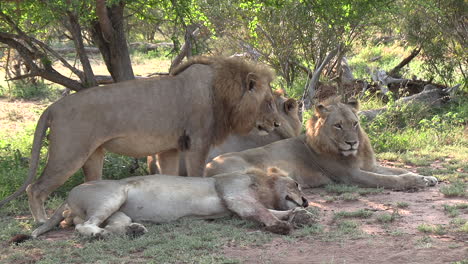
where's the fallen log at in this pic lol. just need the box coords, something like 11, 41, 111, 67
359, 84, 455, 121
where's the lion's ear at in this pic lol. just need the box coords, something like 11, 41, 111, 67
315, 104, 329, 118
246, 72, 257, 92
346, 98, 359, 111
284, 98, 297, 113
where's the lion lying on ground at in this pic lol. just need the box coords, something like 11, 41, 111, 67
31, 168, 309, 238
147, 90, 301, 174
0, 56, 280, 224
205, 97, 438, 190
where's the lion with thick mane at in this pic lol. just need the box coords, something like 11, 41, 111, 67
147, 90, 301, 174
205, 97, 438, 189
31, 167, 309, 238
0, 56, 280, 224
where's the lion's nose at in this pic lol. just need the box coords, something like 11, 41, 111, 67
274, 121, 281, 127
302, 197, 309, 207
346, 141, 357, 147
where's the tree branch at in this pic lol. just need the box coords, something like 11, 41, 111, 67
96, 0, 114, 43
388, 47, 421, 77
0, 32, 85, 91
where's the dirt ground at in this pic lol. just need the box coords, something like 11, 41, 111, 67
222, 184, 467, 264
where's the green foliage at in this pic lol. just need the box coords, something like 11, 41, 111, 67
1, 81, 61, 100
360, 97, 468, 153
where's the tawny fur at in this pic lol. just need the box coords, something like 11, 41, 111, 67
205, 97, 438, 190
31, 168, 308, 238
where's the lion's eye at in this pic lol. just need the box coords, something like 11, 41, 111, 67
334, 124, 342, 130
353, 122, 358, 127
295, 182, 299, 187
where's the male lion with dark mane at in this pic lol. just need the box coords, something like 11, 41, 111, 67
0, 56, 280, 224
31, 167, 309, 238
205, 97, 438, 190
147, 90, 301, 174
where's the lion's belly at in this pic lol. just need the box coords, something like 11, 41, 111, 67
119, 175, 229, 222
103, 134, 178, 157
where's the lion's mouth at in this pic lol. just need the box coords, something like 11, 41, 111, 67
340, 149, 358, 156
285, 195, 308, 207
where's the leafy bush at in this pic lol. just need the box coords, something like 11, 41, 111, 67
360, 96, 468, 153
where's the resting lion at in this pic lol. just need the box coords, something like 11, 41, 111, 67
0, 56, 281, 224
31, 168, 309, 238
205, 97, 438, 190
147, 90, 301, 174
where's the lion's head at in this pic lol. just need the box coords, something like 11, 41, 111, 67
271, 90, 301, 138
306, 97, 363, 157
248, 167, 308, 210
173, 57, 280, 145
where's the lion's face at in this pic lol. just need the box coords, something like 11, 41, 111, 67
231, 74, 280, 135
252, 93, 300, 137
273, 95, 301, 138
271, 169, 309, 210
307, 98, 361, 157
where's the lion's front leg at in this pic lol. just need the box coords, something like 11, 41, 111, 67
349, 170, 437, 190
224, 196, 292, 235
157, 149, 180, 176
185, 145, 211, 177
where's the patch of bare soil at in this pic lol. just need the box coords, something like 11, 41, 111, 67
224, 184, 468, 264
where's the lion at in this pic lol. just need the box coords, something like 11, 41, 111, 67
31, 167, 309, 238
0, 56, 281, 224
205, 97, 438, 190
147, 90, 301, 174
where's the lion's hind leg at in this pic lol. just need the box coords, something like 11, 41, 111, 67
70, 182, 129, 238
103, 211, 148, 238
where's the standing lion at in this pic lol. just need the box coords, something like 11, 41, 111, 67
0, 56, 280, 224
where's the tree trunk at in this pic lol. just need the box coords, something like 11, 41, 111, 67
92, 0, 134, 82
169, 26, 200, 73
66, 11, 97, 87
303, 44, 340, 109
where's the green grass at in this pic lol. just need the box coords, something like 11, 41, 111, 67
333, 209, 374, 220
443, 203, 468, 218
396, 202, 409, 208
440, 181, 467, 197
0, 217, 269, 263
376, 210, 401, 224
324, 184, 384, 196
417, 224, 447, 235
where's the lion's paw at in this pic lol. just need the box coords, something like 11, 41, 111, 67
423, 176, 438, 186
125, 223, 148, 238
76, 223, 109, 238
266, 221, 292, 235
289, 208, 318, 228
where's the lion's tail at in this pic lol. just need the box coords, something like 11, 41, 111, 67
0, 108, 50, 207
31, 201, 67, 238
